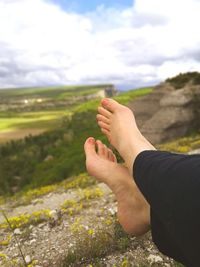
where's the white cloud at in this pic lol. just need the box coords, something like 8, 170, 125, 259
0, 0, 200, 89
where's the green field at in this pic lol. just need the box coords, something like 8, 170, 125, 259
0, 86, 152, 134
0, 85, 153, 195
0, 84, 115, 135
0, 84, 111, 100
0, 109, 71, 132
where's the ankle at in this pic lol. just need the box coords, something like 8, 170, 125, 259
122, 136, 156, 174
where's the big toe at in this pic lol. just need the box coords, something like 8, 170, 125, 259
101, 98, 122, 112
84, 137, 96, 159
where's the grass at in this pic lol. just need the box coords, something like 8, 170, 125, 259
73, 87, 153, 113
0, 209, 52, 230
0, 84, 111, 99
1, 173, 96, 207
158, 131, 200, 153
114, 87, 153, 104
57, 87, 102, 100
0, 86, 152, 133
0, 179, 102, 234
0, 109, 71, 132
62, 217, 132, 267
0, 234, 11, 247
0, 83, 112, 133
61, 186, 104, 216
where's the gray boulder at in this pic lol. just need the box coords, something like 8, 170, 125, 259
129, 84, 200, 144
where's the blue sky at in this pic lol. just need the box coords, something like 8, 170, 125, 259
49, 0, 133, 13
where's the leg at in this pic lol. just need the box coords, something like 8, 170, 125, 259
96, 98, 200, 265
84, 137, 150, 236
97, 98, 155, 174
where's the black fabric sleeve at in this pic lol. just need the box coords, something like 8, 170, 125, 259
133, 150, 200, 267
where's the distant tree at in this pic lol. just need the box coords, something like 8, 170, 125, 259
166, 71, 200, 89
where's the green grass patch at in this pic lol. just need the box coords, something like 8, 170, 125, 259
0, 109, 70, 132
73, 87, 153, 113
0, 209, 51, 230
114, 87, 153, 104
73, 99, 100, 113
62, 218, 132, 267
0, 87, 152, 132
158, 132, 200, 153
57, 87, 101, 100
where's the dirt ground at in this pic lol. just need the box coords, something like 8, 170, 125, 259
0, 182, 182, 267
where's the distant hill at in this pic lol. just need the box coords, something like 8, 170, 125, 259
0, 84, 117, 143
0, 84, 115, 98
166, 71, 200, 89
0, 84, 117, 112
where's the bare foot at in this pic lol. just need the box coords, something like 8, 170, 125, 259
84, 137, 150, 236
97, 98, 155, 173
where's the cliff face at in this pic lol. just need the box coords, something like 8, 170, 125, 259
129, 83, 200, 145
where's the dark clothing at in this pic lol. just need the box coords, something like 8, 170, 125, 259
133, 150, 200, 267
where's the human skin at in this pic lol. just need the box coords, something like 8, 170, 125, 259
84, 137, 150, 236
96, 98, 155, 175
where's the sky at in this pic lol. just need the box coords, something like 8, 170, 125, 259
51, 0, 133, 13
0, 0, 200, 90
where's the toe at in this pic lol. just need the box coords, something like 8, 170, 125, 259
103, 144, 109, 158
84, 137, 96, 158
96, 114, 110, 124
101, 128, 111, 141
98, 106, 112, 118
101, 98, 122, 112
108, 149, 117, 162
96, 140, 105, 157
96, 140, 112, 160
98, 121, 110, 131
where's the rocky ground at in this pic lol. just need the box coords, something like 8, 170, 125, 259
0, 173, 183, 267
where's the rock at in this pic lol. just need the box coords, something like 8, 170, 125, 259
25, 255, 31, 264
32, 198, 43, 205
147, 254, 163, 263
49, 209, 62, 227
49, 209, 61, 221
137, 84, 200, 144
29, 225, 34, 230
29, 239, 36, 244
108, 207, 117, 215
38, 223, 45, 228
14, 228, 22, 235
142, 106, 194, 143
43, 225, 50, 232
188, 149, 200, 155
160, 87, 193, 107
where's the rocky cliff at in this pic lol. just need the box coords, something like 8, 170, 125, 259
129, 82, 200, 145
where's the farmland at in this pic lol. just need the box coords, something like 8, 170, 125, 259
0, 84, 115, 143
